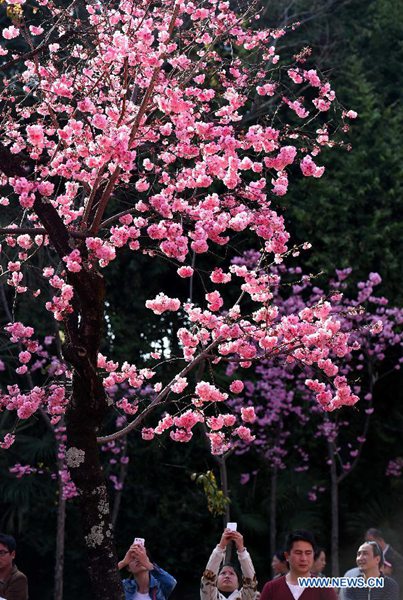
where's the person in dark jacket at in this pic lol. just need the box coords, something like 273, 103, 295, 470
0, 534, 28, 600
366, 529, 403, 599
345, 541, 399, 600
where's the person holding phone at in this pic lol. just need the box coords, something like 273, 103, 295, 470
118, 539, 176, 600
201, 527, 258, 600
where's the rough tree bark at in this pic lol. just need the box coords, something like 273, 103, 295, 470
62, 268, 124, 598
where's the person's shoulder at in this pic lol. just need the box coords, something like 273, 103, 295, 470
384, 575, 399, 590
263, 576, 287, 590
387, 547, 403, 563
11, 565, 28, 582
261, 577, 286, 600
343, 568, 361, 578
152, 564, 176, 580
122, 577, 136, 592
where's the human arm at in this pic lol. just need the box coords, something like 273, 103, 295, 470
200, 545, 225, 600
150, 564, 177, 599
223, 531, 257, 600
4, 571, 28, 600
234, 536, 258, 600
201, 531, 233, 600
118, 546, 132, 570
118, 543, 153, 571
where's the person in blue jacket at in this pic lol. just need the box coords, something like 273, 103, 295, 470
118, 540, 176, 600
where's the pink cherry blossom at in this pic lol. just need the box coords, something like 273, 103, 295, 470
230, 380, 244, 394
300, 155, 325, 178
141, 428, 155, 441
177, 266, 194, 278
145, 293, 181, 315
241, 407, 256, 423
3, 26, 20, 39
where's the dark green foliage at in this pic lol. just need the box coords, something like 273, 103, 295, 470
278, 0, 403, 302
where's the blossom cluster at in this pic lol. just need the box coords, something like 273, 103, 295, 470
0, 0, 358, 456
228, 259, 402, 474
1, 0, 351, 284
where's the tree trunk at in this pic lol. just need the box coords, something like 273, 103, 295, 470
218, 454, 231, 527
65, 421, 123, 598
54, 475, 66, 600
269, 467, 277, 561
217, 454, 233, 563
63, 270, 124, 599
111, 435, 128, 530
328, 441, 340, 576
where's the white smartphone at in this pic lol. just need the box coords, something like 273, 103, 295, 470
134, 537, 145, 546
227, 522, 237, 531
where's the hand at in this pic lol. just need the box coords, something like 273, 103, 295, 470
118, 546, 133, 570
129, 543, 154, 570
118, 543, 153, 570
231, 531, 245, 552
218, 529, 235, 550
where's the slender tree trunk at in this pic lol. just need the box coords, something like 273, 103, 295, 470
269, 466, 277, 561
63, 270, 124, 599
111, 436, 128, 529
218, 454, 230, 527
54, 473, 66, 600
217, 454, 233, 563
328, 441, 339, 576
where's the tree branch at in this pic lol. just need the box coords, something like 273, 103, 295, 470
0, 227, 87, 238
97, 335, 222, 444
88, 3, 180, 235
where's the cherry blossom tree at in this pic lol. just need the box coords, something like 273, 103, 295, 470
0, 0, 359, 596
229, 259, 403, 573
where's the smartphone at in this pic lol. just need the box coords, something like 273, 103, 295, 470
227, 522, 237, 531
134, 537, 145, 546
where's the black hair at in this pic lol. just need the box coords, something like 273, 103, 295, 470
285, 530, 317, 554
274, 550, 287, 562
366, 528, 384, 540
314, 547, 326, 561
363, 541, 384, 567
0, 533, 16, 553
